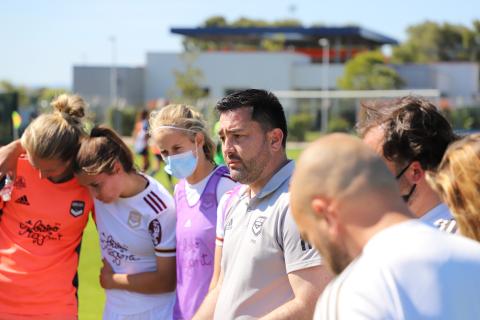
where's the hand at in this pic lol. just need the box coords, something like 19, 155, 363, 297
99, 259, 115, 289
0, 140, 23, 180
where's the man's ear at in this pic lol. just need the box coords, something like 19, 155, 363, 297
311, 196, 339, 238
408, 161, 424, 183
268, 128, 284, 151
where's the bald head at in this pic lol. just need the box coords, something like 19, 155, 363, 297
291, 133, 400, 216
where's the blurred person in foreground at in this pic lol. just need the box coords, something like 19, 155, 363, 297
358, 96, 458, 233
427, 133, 480, 242
290, 133, 480, 319
194, 89, 330, 320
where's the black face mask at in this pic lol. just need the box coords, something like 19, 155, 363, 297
395, 162, 416, 203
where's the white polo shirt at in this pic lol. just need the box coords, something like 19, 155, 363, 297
214, 161, 322, 319
315, 220, 480, 320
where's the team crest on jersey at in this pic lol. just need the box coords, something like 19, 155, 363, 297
252, 216, 267, 236
70, 201, 85, 217
128, 211, 142, 229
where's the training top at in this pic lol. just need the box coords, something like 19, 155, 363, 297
315, 220, 480, 320
214, 160, 322, 319
0, 155, 93, 317
174, 165, 238, 319
95, 174, 176, 317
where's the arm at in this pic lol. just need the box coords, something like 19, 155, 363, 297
193, 268, 224, 320
0, 139, 24, 180
208, 245, 222, 291
260, 265, 332, 320
100, 256, 176, 294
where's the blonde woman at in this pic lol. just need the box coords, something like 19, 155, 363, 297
0, 94, 94, 319
427, 133, 480, 241
149, 104, 239, 320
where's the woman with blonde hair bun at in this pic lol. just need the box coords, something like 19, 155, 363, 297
0, 94, 94, 319
427, 133, 480, 241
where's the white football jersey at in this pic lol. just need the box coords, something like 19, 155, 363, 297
95, 174, 176, 316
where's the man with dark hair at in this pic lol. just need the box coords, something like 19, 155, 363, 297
358, 95, 458, 232
194, 89, 330, 320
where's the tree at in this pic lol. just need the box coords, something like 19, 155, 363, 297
392, 21, 480, 63
0, 80, 30, 107
169, 52, 207, 105
337, 51, 404, 90
182, 16, 304, 52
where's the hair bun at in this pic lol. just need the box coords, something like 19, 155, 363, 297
51, 94, 86, 119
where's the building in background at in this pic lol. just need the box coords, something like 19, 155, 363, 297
73, 25, 479, 117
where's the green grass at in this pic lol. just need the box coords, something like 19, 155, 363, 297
77, 148, 304, 319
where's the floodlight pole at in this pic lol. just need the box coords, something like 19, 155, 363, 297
319, 38, 329, 133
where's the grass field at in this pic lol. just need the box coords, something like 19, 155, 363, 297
77, 147, 304, 319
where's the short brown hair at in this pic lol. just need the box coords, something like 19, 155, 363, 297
357, 96, 458, 170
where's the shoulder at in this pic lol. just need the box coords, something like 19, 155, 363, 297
141, 175, 174, 215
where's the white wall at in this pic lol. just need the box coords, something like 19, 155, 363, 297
145, 52, 310, 101
291, 64, 344, 89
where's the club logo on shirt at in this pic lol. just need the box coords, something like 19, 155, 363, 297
252, 216, 267, 236
128, 211, 142, 229
225, 218, 233, 231
148, 218, 162, 246
70, 200, 85, 217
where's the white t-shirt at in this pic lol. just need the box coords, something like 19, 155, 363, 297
95, 174, 176, 316
315, 220, 480, 320
421, 203, 457, 233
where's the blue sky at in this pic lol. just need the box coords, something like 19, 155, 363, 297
1, 0, 479, 88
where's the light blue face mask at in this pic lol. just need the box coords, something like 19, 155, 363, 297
163, 149, 198, 179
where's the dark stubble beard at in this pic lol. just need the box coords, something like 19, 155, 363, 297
229, 137, 271, 185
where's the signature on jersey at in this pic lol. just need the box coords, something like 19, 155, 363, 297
100, 232, 140, 266
18, 219, 63, 246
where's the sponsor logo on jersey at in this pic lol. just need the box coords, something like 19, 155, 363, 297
252, 216, 267, 236
19, 219, 63, 246
15, 195, 30, 206
148, 219, 162, 246
128, 211, 142, 229
70, 200, 85, 217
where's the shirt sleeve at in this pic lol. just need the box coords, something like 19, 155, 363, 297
148, 193, 176, 258
215, 177, 241, 247
277, 194, 322, 273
